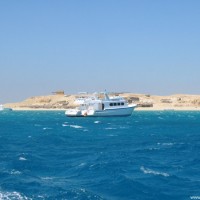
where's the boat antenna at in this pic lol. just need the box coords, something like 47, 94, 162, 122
104, 89, 110, 100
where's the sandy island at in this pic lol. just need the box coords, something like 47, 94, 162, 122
4, 92, 200, 111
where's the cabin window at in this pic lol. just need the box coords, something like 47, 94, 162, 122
110, 103, 113, 106
114, 103, 117, 106
118, 103, 120, 106
121, 102, 124, 105
102, 103, 105, 110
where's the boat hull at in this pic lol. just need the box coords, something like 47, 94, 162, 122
88, 106, 135, 117
65, 105, 136, 117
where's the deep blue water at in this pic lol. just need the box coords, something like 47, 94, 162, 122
0, 111, 200, 200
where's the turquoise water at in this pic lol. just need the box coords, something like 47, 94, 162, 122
0, 111, 200, 199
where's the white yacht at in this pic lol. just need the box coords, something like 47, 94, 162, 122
0, 104, 3, 111
0, 104, 12, 111
65, 92, 137, 117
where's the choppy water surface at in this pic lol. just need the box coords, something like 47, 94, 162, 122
0, 111, 200, 200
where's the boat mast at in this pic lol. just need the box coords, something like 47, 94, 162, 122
104, 90, 110, 100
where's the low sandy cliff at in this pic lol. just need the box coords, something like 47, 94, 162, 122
4, 93, 200, 111
122, 93, 200, 110
5, 95, 76, 110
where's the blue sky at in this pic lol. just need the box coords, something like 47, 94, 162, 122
1, 0, 200, 103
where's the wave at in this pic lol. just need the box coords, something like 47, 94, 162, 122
19, 157, 27, 161
105, 127, 117, 130
0, 191, 29, 200
94, 121, 100, 124
41, 176, 54, 180
10, 169, 22, 175
43, 127, 52, 130
157, 142, 175, 146
34, 124, 42, 127
62, 124, 84, 129
120, 126, 129, 129
162, 143, 174, 146
140, 166, 170, 177
69, 125, 83, 129
78, 162, 87, 167
51, 188, 104, 200
62, 124, 69, 127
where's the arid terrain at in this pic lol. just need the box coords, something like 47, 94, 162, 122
4, 93, 200, 111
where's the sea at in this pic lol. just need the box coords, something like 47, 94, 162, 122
0, 111, 200, 200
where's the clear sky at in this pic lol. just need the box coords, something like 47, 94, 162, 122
1, 0, 200, 103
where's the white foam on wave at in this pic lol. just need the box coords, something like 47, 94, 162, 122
19, 157, 27, 161
0, 191, 29, 200
43, 127, 52, 130
70, 125, 83, 129
162, 143, 174, 146
62, 124, 69, 127
148, 147, 160, 150
94, 121, 100, 124
80, 188, 86, 193
37, 195, 45, 199
41, 176, 54, 180
105, 127, 117, 130
10, 169, 21, 175
157, 142, 174, 146
140, 166, 169, 177
78, 162, 87, 167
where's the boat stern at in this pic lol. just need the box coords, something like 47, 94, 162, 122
65, 109, 82, 117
